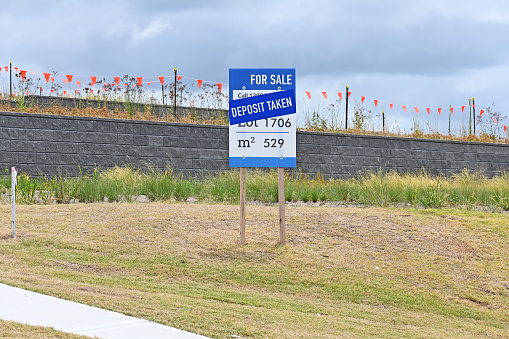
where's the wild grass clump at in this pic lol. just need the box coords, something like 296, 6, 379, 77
1, 166, 509, 211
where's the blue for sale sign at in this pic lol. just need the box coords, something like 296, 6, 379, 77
229, 68, 296, 168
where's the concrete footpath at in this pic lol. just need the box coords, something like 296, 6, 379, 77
0, 283, 211, 339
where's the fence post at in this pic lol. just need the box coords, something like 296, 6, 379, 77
9, 62, 12, 100
11, 167, 17, 239
472, 97, 476, 136
468, 98, 472, 135
382, 111, 385, 133
174, 68, 177, 117
345, 85, 349, 130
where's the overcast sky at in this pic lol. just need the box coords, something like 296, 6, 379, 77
2, 0, 509, 135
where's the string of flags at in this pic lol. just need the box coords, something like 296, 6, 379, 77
1, 64, 503, 129
1, 65, 224, 93
306, 90, 491, 120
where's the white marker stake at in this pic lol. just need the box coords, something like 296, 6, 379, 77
11, 167, 17, 239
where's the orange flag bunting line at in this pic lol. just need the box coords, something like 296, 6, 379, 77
217, 83, 222, 92
390, 103, 393, 109
51, 76, 54, 83
63, 90, 67, 95
480, 110, 484, 116
177, 76, 182, 80
414, 107, 419, 114
137, 77, 143, 86
159, 76, 165, 85
306, 91, 311, 99
63, 79, 68, 84
461, 106, 465, 112
76, 81, 80, 87
374, 100, 378, 107
338, 92, 342, 100
402, 105, 407, 112
438, 108, 441, 115
4, 66, 8, 71
426, 108, 430, 115
66, 75, 73, 82
20, 70, 27, 80
347, 91, 352, 98
197, 79, 203, 88
504, 126, 507, 132
147, 81, 152, 86
322, 92, 327, 99
90, 76, 97, 86
450, 107, 454, 114
114, 77, 120, 85
493, 118, 497, 124
361, 96, 365, 104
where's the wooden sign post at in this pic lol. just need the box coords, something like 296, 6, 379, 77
278, 167, 285, 245
240, 167, 246, 245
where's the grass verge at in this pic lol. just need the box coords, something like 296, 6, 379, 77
2, 167, 509, 211
0, 202, 508, 338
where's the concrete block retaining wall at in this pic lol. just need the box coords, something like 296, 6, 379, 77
1, 111, 508, 178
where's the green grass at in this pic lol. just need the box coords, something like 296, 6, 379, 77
2, 167, 509, 211
0, 203, 508, 338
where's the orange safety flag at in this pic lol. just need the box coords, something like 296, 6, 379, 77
461, 105, 465, 112
361, 96, 365, 104
347, 91, 352, 98
493, 118, 497, 124
51, 76, 54, 83
480, 110, 484, 116
390, 103, 393, 109
374, 100, 378, 107
450, 107, 454, 114
90, 76, 97, 86
114, 77, 120, 85
43, 72, 50, 82
414, 107, 419, 114
504, 125, 507, 132
159, 76, 165, 85
177, 76, 182, 80
14, 67, 18, 72
337, 92, 342, 100
137, 77, 143, 86
402, 105, 407, 112
306, 91, 311, 99
63, 79, 68, 84
438, 108, 442, 115
4, 66, 8, 71
30, 71, 35, 75
147, 81, 152, 85
76, 81, 80, 87
322, 92, 327, 99
66, 74, 73, 82
25, 91, 29, 95
20, 70, 27, 80
63, 90, 67, 95
75, 90, 80, 94
217, 83, 222, 92
51, 89, 54, 93
426, 108, 430, 115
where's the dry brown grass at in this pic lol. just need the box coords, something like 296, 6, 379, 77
0, 319, 90, 338
0, 202, 508, 338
